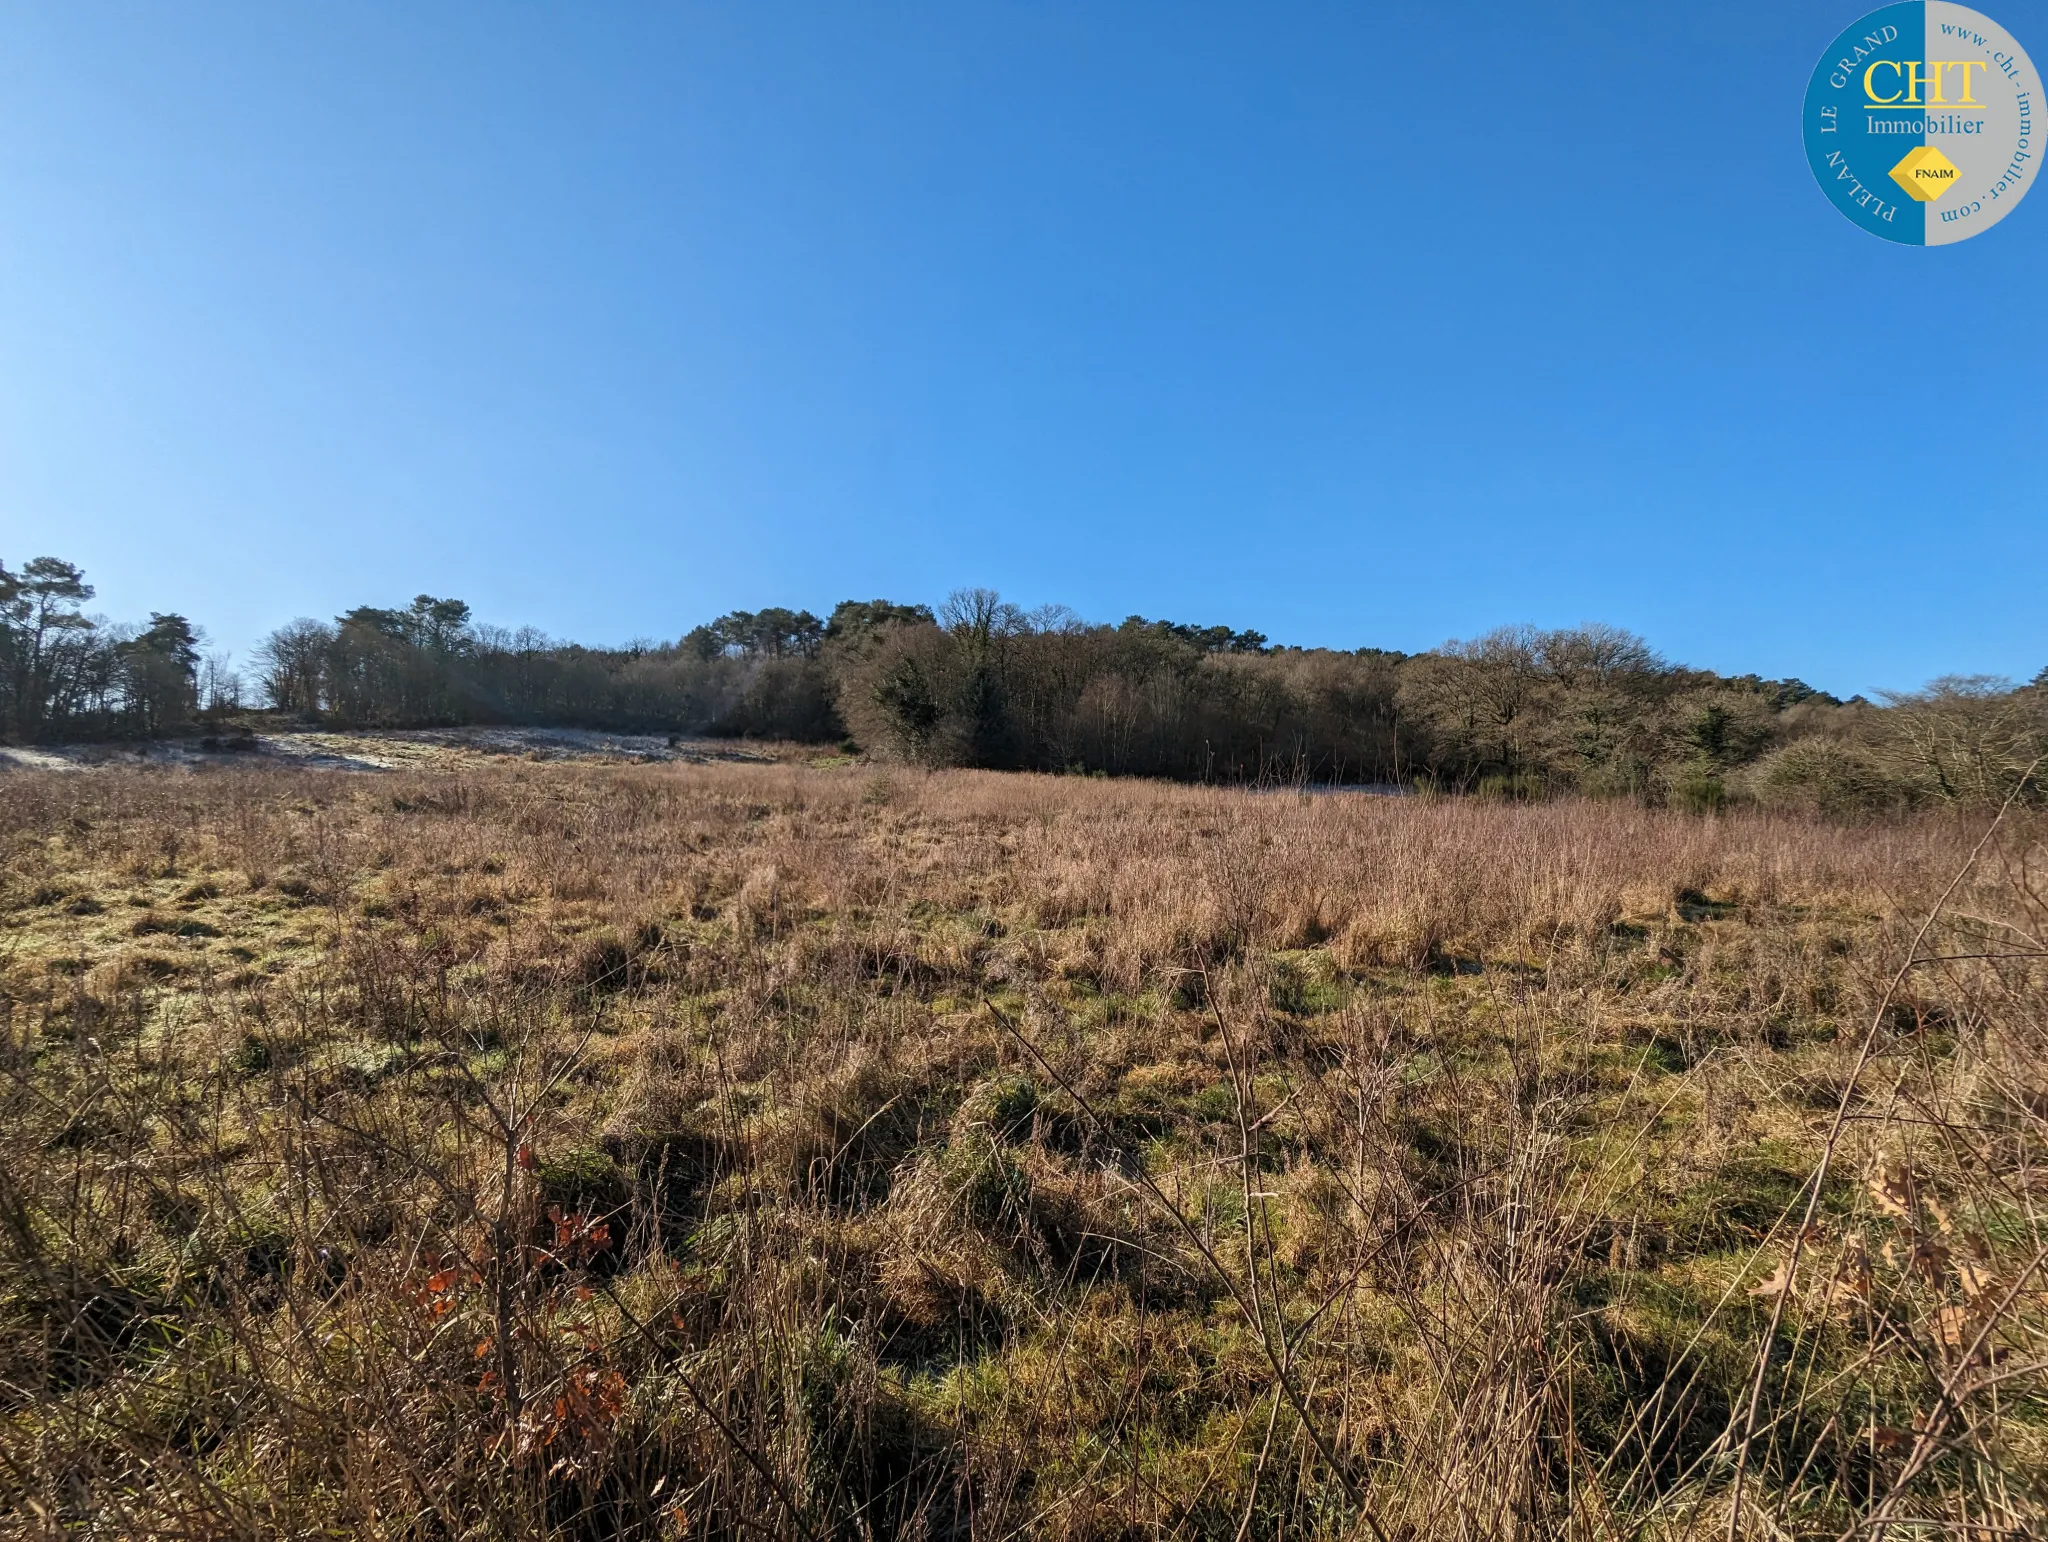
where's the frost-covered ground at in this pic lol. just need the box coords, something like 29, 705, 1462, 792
0, 725, 790, 773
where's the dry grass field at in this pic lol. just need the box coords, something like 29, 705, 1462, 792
1, 761, 2044, 1539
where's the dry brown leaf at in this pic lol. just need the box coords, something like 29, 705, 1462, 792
1867, 1165, 1915, 1223
1823, 1236, 1873, 1314
1750, 1259, 1793, 1298
1911, 1237, 1951, 1286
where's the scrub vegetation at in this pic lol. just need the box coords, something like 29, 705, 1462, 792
8, 555, 2045, 811
3, 759, 2046, 1538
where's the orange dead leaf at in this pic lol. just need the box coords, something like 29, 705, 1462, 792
1823, 1237, 1873, 1314
1868, 1166, 1915, 1223
1924, 1194, 1955, 1235
1911, 1238, 1951, 1286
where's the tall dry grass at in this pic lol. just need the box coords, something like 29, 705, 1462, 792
0, 762, 2042, 1539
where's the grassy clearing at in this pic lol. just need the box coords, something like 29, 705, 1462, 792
0, 763, 2043, 1539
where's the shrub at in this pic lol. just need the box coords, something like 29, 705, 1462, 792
1746, 739, 1918, 818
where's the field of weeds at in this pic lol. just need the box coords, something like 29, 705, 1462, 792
1, 762, 2044, 1539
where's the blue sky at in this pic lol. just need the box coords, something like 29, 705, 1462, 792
2, 2, 2043, 698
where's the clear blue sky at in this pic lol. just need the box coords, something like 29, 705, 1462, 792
2, 2, 2043, 698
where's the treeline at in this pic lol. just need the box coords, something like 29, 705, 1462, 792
0, 558, 233, 742
6, 554, 2044, 811
832, 593, 2047, 811
249, 596, 917, 742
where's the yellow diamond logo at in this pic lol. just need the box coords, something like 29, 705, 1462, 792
1890, 145, 1961, 202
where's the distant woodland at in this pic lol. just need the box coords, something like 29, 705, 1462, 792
5, 554, 2043, 813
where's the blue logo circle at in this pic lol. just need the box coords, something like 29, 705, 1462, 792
1804, 3, 2038, 243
